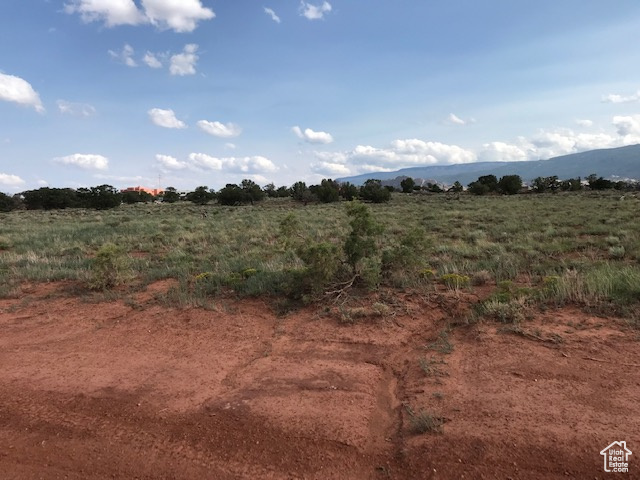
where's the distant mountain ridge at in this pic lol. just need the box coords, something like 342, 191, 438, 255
336, 144, 640, 186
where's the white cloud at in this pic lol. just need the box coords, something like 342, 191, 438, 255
64, 0, 144, 27
292, 126, 334, 144
155, 154, 187, 170
57, 100, 96, 117
188, 153, 223, 170
447, 113, 466, 125
224, 143, 237, 150
142, 0, 215, 33
0, 73, 45, 113
65, 0, 214, 32
148, 108, 187, 129
390, 139, 476, 164
197, 120, 242, 138
576, 119, 594, 128
479, 142, 530, 162
0, 173, 25, 187
479, 122, 630, 162
529, 129, 616, 158
170, 44, 199, 76
264, 7, 281, 23
299, 1, 332, 20
613, 115, 640, 142
53, 154, 109, 170
161, 153, 278, 174
223, 156, 278, 173
109, 44, 137, 67
311, 139, 475, 175
143, 52, 163, 68
602, 90, 640, 104
310, 161, 351, 176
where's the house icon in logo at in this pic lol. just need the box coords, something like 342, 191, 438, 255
600, 441, 632, 473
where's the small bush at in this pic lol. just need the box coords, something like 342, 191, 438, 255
471, 269, 492, 286
89, 243, 133, 290
609, 246, 625, 259
482, 297, 527, 324
441, 273, 470, 290
406, 406, 444, 434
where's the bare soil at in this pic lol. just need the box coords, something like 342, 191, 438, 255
1, 282, 638, 479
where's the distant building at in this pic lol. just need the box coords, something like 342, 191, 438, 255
121, 186, 164, 196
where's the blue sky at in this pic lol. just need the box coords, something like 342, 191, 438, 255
1, 0, 640, 192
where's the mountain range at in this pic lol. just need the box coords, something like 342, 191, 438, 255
336, 144, 640, 186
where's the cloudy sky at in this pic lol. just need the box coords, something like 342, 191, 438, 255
1, 0, 640, 192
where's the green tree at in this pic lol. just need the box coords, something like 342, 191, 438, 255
263, 183, 277, 198
467, 175, 498, 195
241, 179, 265, 204
400, 177, 415, 193
312, 179, 340, 203
0, 192, 17, 212
339, 182, 359, 201
559, 178, 582, 191
122, 190, 153, 204
532, 176, 559, 193
360, 179, 391, 203
497, 175, 523, 195
85, 185, 122, 210
587, 174, 614, 190
449, 181, 464, 193
291, 181, 315, 205
187, 186, 214, 205
276, 185, 291, 197
162, 186, 180, 203
22, 187, 79, 210
217, 184, 244, 205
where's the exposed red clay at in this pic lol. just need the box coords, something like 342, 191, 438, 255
1, 282, 638, 479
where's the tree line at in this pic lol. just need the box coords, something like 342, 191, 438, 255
0, 173, 636, 212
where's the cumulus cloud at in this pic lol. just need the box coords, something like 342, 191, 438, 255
264, 7, 281, 23
0, 173, 25, 187
479, 141, 530, 162
155, 153, 277, 174
478, 124, 628, 162
529, 129, 616, 158
310, 139, 475, 176
143, 52, 163, 68
143, 0, 215, 32
148, 108, 187, 129
292, 126, 334, 144
197, 120, 242, 138
310, 161, 351, 176
53, 154, 109, 170
64, 0, 144, 27
170, 44, 199, 76
65, 0, 214, 32
602, 90, 640, 104
155, 154, 187, 170
613, 115, 640, 142
108, 44, 137, 67
299, 1, 332, 20
57, 100, 96, 117
0, 73, 45, 113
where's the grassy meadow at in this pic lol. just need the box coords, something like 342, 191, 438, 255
1, 191, 639, 321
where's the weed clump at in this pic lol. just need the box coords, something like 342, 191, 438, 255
88, 243, 133, 290
406, 406, 444, 434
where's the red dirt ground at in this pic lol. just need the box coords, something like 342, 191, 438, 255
1, 282, 638, 479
